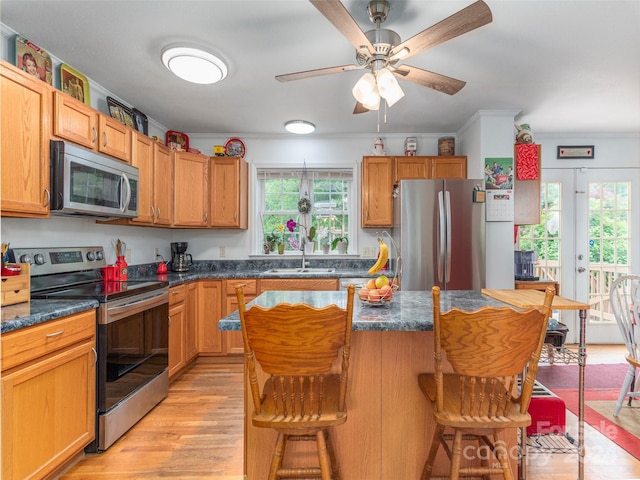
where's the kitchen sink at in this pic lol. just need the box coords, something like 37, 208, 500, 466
262, 268, 335, 274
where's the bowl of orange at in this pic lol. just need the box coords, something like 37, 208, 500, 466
356, 275, 398, 306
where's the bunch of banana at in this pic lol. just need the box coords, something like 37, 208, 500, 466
368, 237, 389, 275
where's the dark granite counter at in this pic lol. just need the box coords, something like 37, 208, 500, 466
218, 290, 507, 332
1, 299, 98, 333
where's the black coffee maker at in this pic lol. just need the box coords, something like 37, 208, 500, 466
171, 242, 192, 272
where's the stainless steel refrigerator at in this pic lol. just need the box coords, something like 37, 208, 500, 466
393, 179, 485, 290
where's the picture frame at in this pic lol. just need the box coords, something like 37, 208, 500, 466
132, 108, 148, 136
60, 63, 90, 105
107, 96, 135, 129
557, 145, 594, 159
15, 35, 52, 85
166, 130, 189, 151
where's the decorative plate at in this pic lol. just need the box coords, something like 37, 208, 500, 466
107, 96, 135, 128
166, 130, 189, 151
225, 137, 246, 158
15, 35, 52, 85
60, 63, 91, 105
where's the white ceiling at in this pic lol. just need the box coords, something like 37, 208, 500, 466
2, 0, 639, 136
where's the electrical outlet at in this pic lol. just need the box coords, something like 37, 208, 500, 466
219, 246, 226, 258
154, 247, 160, 258
363, 246, 374, 257
125, 248, 132, 263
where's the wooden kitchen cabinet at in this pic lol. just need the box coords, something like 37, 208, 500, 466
430, 156, 467, 179
394, 156, 429, 181
185, 282, 199, 362
223, 279, 257, 355
362, 156, 394, 227
197, 280, 223, 354
209, 156, 249, 229
129, 135, 173, 226
1, 309, 96, 480
173, 151, 209, 227
168, 284, 186, 378
514, 144, 542, 225
1, 60, 51, 218
259, 278, 339, 292
53, 91, 131, 163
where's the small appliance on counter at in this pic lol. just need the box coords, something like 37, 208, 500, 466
170, 242, 192, 272
514, 250, 539, 280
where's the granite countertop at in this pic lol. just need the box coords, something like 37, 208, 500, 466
1, 299, 99, 333
218, 290, 508, 332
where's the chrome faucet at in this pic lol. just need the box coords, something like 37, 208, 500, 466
301, 238, 308, 269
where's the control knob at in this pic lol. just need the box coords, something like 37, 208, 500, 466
87, 251, 96, 261
19, 254, 32, 264
95, 250, 104, 261
33, 253, 46, 265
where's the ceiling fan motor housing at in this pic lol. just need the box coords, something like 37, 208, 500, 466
356, 28, 401, 66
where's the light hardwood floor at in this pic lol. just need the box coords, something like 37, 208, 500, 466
60, 345, 639, 479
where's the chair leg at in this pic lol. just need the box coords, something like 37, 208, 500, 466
493, 432, 514, 480
449, 429, 464, 480
629, 368, 637, 406
421, 424, 445, 480
614, 365, 636, 416
324, 429, 340, 480
316, 429, 332, 480
268, 432, 286, 480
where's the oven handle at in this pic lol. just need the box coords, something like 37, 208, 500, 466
103, 290, 169, 324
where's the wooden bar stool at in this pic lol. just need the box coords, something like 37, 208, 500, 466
418, 286, 554, 480
236, 284, 355, 480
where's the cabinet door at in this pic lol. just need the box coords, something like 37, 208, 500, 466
98, 114, 131, 162
153, 143, 173, 225
224, 295, 252, 355
173, 152, 209, 227
197, 280, 223, 354
259, 278, 339, 291
53, 90, 97, 149
210, 157, 248, 229
430, 156, 467, 179
168, 301, 186, 378
130, 132, 154, 225
1, 61, 51, 218
185, 282, 199, 362
514, 145, 541, 225
395, 156, 429, 182
361, 156, 394, 227
1, 340, 95, 480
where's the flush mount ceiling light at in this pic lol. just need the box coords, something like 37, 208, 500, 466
161, 46, 228, 85
284, 120, 316, 135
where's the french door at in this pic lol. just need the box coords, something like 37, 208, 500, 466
537, 167, 639, 343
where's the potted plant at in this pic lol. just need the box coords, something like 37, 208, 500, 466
263, 232, 279, 254
331, 236, 348, 254
303, 224, 316, 254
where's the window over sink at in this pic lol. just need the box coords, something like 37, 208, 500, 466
257, 168, 354, 254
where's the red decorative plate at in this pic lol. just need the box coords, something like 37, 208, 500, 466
225, 137, 246, 158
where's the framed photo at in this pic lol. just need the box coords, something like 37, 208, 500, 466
15, 35, 52, 85
60, 63, 90, 105
557, 145, 594, 159
166, 130, 189, 151
107, 96, 135, 129
132, 108, 148, 136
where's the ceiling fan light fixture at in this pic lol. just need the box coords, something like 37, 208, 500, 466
352, 72, 380, 110
284, 120, 316, 135
376, 67, 404, 107
161, 46, 228, 85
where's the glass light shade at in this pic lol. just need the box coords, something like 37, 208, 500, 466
285, 120, 315, 134
161, 46, 228, 84
352, 72, 380, 110
376, 68, 404, 107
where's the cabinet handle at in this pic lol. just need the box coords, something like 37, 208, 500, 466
103, 131, 108, 147
157, 207, 161, 219
46, 330, 64, 338
44, 188, 50, 207
168, 315, 172, 326
234, 211, 237, 221
204, 212, 208, 223
91, 347, 97, 366
92, 127, 98, 143
150, 206, 155, 219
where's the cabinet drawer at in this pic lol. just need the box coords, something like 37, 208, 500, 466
169, 284, 186, 305
225, 279, 257, 296
1, 310, 95, 371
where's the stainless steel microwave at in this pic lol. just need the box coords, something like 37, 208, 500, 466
50, 140, 139, 218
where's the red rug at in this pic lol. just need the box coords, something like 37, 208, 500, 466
535, 363, 640, 460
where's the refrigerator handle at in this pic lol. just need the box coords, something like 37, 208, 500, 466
437, 191, 445, 282
445, 190, 452, 283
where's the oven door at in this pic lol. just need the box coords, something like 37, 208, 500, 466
97, 288, 168, 413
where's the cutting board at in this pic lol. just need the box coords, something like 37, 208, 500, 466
481, 289, 589, 311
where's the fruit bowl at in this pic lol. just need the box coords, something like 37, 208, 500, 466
356, 282, 398, 307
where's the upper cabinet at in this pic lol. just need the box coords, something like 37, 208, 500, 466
53, 91, 131, 163
362, 155, 467, 227
173, 151, 209, 227
1, 60, 52, 218
514, 144, 542, 225
209, 156, 248, 229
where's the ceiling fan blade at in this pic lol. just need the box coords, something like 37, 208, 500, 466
276, 64, 360, 82
390, 0, 492, 61
310, 0, 375, 53
353, 102, 369, 114
395, 65, 466, 95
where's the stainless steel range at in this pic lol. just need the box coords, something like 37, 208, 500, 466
12, 246, 169, 452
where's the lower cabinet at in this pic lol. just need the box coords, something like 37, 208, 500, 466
1, 310, 96, 480
259, 278, 339, 292
197, 279, 223, 354
168, 284, 186, 378
223, 279, 257, 355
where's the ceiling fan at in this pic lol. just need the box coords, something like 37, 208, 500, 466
276, 0, 492, 114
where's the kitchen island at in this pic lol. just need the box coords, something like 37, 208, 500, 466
219, 290, 516, 479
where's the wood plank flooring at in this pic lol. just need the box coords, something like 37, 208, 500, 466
59, 346, 640, 479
